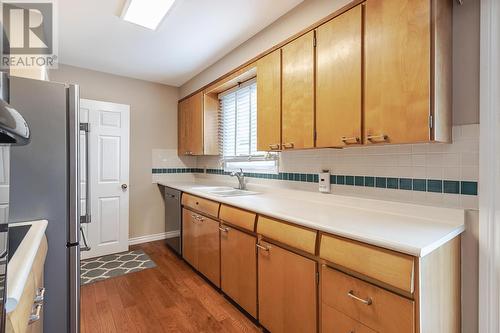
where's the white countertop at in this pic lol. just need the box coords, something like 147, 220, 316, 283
157, 180, 465, 257
6, 219, 47, 313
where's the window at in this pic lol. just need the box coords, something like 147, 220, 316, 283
219, 79, 278, 173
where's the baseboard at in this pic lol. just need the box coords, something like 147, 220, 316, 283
128, 230, 180, 245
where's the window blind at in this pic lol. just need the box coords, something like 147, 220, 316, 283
218, 79, 278, 173
218, 79, 260, 159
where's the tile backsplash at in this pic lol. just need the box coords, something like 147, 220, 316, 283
153, 125, 479, 209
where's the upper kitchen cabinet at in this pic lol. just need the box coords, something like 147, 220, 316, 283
257, 49, 281, 151
316, 5, 363, 148
282, 31, 315, 150
365, 0, 452, 144
178, 91, 219, 156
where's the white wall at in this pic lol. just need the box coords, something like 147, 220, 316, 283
50, 64, 179, 238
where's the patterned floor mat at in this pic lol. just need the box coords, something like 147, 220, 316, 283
80, 249, 156, 285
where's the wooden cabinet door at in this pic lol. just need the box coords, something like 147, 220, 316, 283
365, 0, 431, 144
257, 49, 281, 151
182, 209, 198, 268
220, 225, 257, 318
178, 92, 204, 155
282, 31, 315, 150
258, 241, 317, 333
316, 5, 362, 147
197, 215, 220, 287
178, 99, 189, 156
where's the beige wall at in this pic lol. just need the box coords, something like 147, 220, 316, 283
180, 0, 480, 126
50, 64, 179, 238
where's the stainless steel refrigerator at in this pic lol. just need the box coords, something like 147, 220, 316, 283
8, 76, 86, 333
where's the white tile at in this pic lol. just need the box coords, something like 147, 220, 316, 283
460, 152, 479, 166
461, 124, 480, 139
426, 167, 443, 179
460, 166, 479, 181
412, 167, 427, 178
442, 167, 460, 180
442, 153, 460, 167
412, 144, 428, 153
412, 154, 426, 166
426, 153, 443, 167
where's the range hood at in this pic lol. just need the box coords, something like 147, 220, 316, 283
0, 72, 30, 145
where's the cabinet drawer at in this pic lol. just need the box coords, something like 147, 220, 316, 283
181, 193, 220, 218
320, 234, 415, 293
257, 216, 317, 255
322, 304, 376, 333
321, 265, 415, 333
219, 205, 256, 232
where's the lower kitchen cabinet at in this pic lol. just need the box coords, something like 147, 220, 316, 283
182, 208, 199, 268
321, 265, 415, 333
322, 305, 376, 333
257, 241, 317, 333
182, 208, 220, 287
220, 225, 257, 318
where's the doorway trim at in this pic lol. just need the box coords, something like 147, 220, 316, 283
479, 0, 500, 332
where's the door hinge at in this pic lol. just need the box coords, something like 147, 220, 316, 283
80, 123, 90, 132
316, 271, 320, 285
313, 35, 317, 47
429, 115, 434, 129
314, 131, 317, 142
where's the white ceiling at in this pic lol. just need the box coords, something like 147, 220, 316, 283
58, 0, 303, 86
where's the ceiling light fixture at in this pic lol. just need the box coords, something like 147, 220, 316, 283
121, 0, 176, 30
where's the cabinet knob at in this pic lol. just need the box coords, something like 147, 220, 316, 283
121, 184, 128, 190
34, 287, 45, 304
219, 226, 229, 233
256, 243, 269, 251
367, 134, 388, 143
28, 303, 43, 325
341, 136, 360, 145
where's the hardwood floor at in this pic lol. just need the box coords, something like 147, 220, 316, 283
81, 240, 263, 333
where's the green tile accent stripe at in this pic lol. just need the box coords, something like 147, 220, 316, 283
157, 168, 478, 196
152, 168, 204, 174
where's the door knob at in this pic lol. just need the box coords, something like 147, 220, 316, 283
121, 184, 128, 190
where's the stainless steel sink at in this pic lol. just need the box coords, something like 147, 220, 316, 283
196, 186, 259, 197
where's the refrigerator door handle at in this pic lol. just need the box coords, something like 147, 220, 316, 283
80, 122, 91, 224
68, 85, 81, 245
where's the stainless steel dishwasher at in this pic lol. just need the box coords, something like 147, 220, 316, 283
164, 186, 182, 255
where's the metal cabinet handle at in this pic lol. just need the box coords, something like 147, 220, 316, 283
256, 243, 269, 251
347, 290, 372, 305
283, 142, 294, 149
268, 143, 280, 150
34, 287, 45, 304
219, 226, 229, 233
121, 184, 128, 190
341, 136, 360, 144
184, 151, 193, 155
28, 303, 43, 324
367, 134, 388, 143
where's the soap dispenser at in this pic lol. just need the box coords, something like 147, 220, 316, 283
318, 170, 331, 193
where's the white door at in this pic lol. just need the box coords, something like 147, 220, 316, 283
80, 99, 130, 259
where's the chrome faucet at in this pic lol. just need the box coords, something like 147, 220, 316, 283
230, 168, 246, 190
